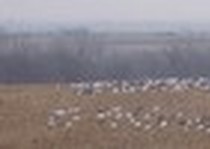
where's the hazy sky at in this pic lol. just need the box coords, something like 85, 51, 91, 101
1, 0, 210, 24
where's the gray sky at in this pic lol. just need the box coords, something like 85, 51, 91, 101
1, 0, 210, 24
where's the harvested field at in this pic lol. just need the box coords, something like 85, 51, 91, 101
0, 84, 210, 149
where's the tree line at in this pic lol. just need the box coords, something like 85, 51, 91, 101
0, 31, 210, 83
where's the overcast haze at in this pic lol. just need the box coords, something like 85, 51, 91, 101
0, 0, 210, 25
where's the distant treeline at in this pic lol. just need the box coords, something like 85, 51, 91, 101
0, 31, 210, 83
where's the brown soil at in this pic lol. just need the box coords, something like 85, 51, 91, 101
0, 84, 210, 149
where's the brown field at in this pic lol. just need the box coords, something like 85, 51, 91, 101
0, 84, 210, 149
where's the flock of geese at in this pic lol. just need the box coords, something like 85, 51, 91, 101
69, 77, 210, 95
47, 105, 210, 135
49, 77, 210, 135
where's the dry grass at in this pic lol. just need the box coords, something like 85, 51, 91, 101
0, 84, 210, 149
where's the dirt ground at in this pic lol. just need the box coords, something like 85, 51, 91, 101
0, 84, 210, 149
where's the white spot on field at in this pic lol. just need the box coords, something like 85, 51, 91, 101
159, 121, 168, 128
72, 115, 81, 121
53, 109, 66, 117
134, 121, 142, 128
144, 124, 152, 131
97, 113, 106, 120
65, 121, 73, 129
110, 122, 118, 129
